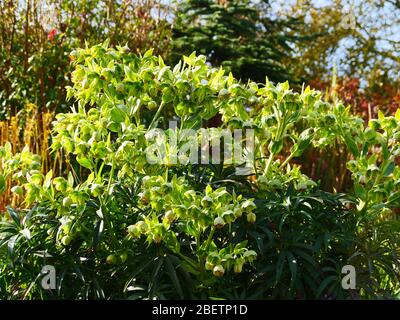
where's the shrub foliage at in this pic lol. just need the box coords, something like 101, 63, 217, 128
0, 43, 399, 299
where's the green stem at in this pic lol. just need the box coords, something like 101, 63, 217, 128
148, 101, 165, 129
204, 227, 215, 252
280, 150, 296, 169
263, 152, 274, 176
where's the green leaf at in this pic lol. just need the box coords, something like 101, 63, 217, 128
354, 183, 367, 200
165, 256, 184, 299
6, 207, 21, 227
343, 134, 359, 157
67, 172, 74, 187
110, 106, 126, 123
93, 219, 104, 247
395, 108, 400, 121
20, 228, 31, 240
275, 252, 286, 284
0, 174, 6, 194
77, 157, 93, 169
162, 87, 174, 104
316, 275, 338, 298
382, 161, 395, 176
143, 48, 154, 58
43, 170, 53, 190
269, 140, 283, 154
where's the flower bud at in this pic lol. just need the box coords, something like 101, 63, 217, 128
201, 196, 213, 208
213, 265, 225, 277
62, 197, 73, 208
11, 185, 23, 196
127, 224, 141, 238
234, 207, 243, 218
90, 184, 103, 197
214, 216, 225, 229
164, 210, 175, 223
241, 200, 256, 213
61, 235, 73, 246
106, 254, 120, 265
247, 212, 256, 224
234, 261, 244, 273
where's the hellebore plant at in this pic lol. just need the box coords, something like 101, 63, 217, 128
0, 42, 399, 299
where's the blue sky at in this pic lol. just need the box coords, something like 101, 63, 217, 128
269, 0, 400, 78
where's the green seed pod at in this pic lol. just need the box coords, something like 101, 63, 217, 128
136, 221, 148, 233
87, 108, 100, 119
393, 131, 400, 141
263, 115, 278, 127
173, 206, 186, 217
269, 140, 283, 154
248, 96, 258, 106
81, 79, 89, 89
381, 207, 393, 216
76, 142, 89, 154
243, 250, 257, 262
222, 210, 235, 223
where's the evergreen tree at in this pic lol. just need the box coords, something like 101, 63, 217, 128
171, 0, 300, 84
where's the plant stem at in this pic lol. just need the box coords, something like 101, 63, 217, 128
204, 227, 215, 252
263, 152, 274, 176
280, 151, 295, 169
149, 101, 165, 129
